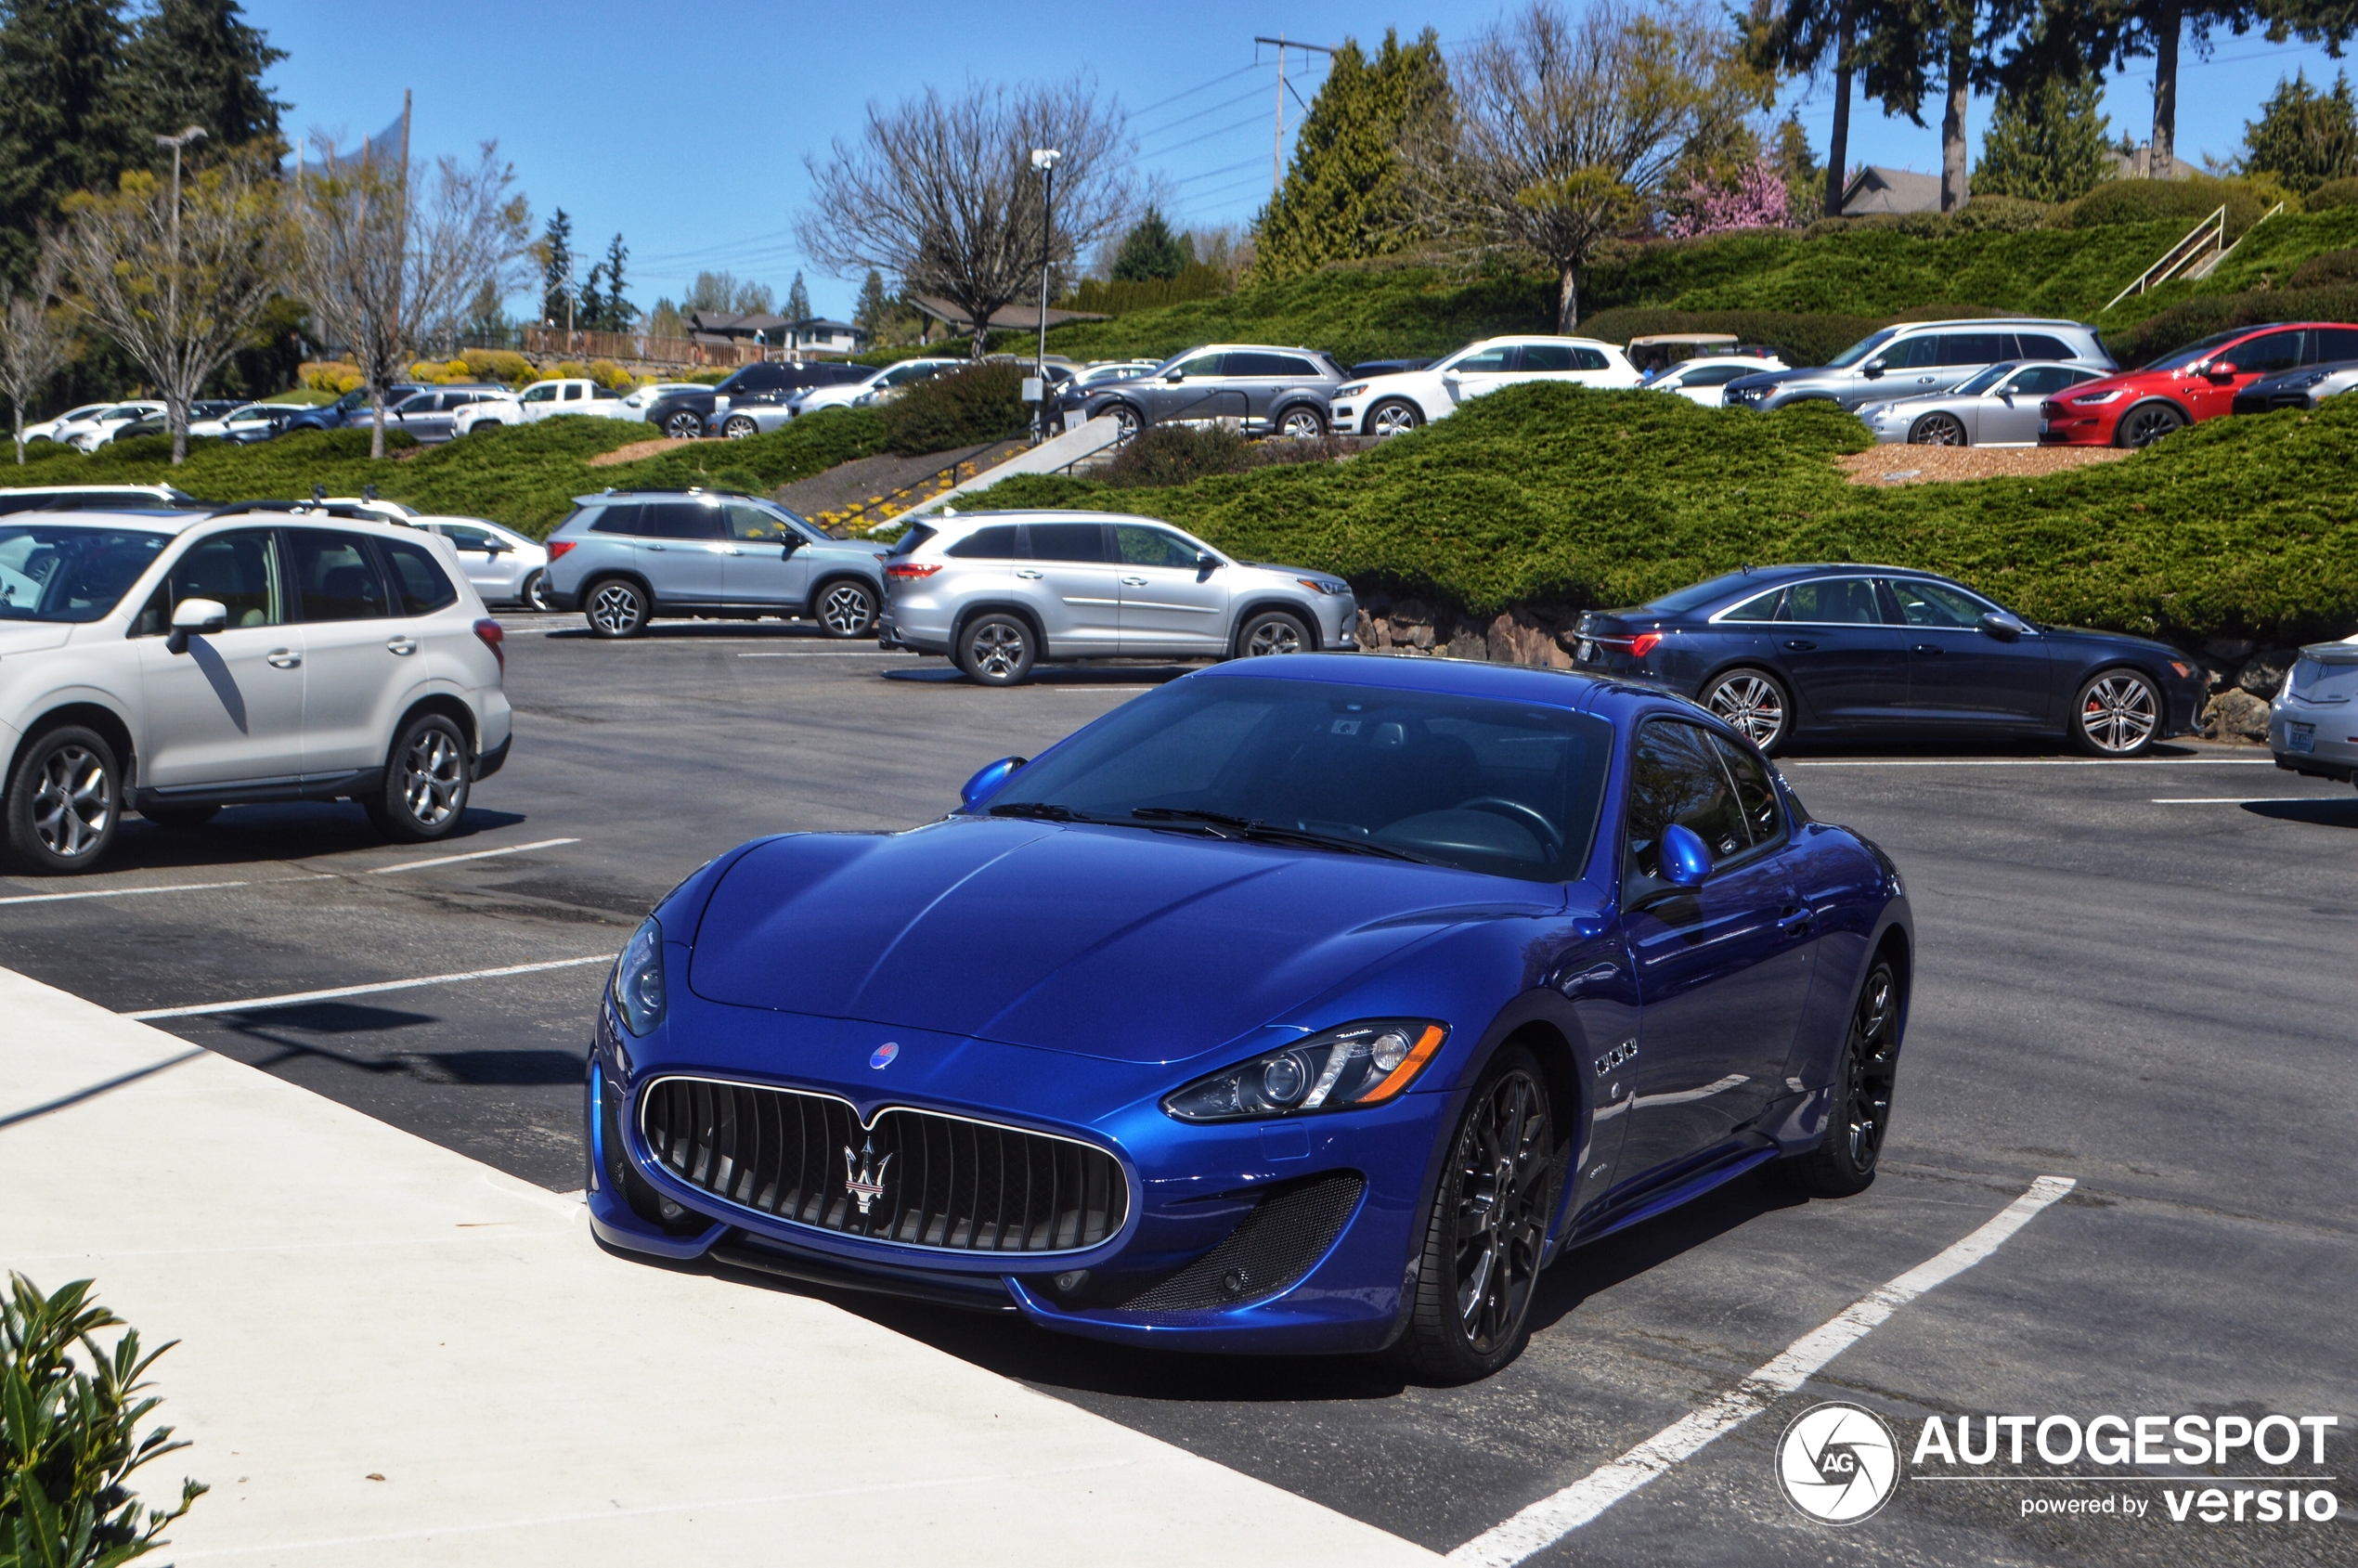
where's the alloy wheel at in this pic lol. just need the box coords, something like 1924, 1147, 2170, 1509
31, 743, 112, 860
1244, 617, 1303, 656
1110, 406, 1142, 444
1371, 401, 1420, 437
524, 572, 551, 612
664, 411, 702, 440
1910, 412, 1966, 446
723, 416, 757, 439
1837, 965, 1899, 1172
399, 728, 464, 827
1278, 408, 1324, 439
2079, 672, 2157, 753
2120, 405, 2183, 447
820, 582, 875, 636
1449, 1069, 1551, 1355
967, 621, 1028, 679
1705, 672, 1786, 748
590, 583, 642, 635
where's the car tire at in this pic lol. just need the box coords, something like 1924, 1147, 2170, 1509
142, 804, 219, 831
4, 725, 122, 875
813, 577, 877, 639
364, 713, 471, 843
721, 415, 758, 439
1236, 609, 1311, 658
1773, 960, 1900, 1198
1396, 1043, 1559, 1384
1908, 411, 1968, 446
2069, 667, 2162, 756
521, 570, 552, 613
2115, 402, 2185, 448
662, 408, 705, 441
957, 613, 1036, 685
1368, 399, 1422, 437
1701, 666, 1794, 755
1276, 406, 1327, 439
1105, 403, 1144, 444
584, 577, 650, 639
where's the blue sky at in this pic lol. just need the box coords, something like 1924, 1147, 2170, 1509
246, 2, 2352, 322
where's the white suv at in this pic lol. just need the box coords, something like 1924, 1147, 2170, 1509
0, 505, 512, 874
877, 510, 1357, 685
1328, 336, 1642, 436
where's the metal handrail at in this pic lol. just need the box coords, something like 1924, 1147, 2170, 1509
2189, 200, 2286, 281
2105, 205, 2226, 312
826, 440, 1011, 530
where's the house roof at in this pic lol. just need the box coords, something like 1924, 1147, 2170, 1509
683, 310, 791, 336
906, 295, 1109, 331
1838, 166, 1943, 216
790, 317, 861, 334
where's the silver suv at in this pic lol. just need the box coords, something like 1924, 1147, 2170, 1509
541, 490, 888, 640
877, 510, 1357, 685
1722, 318, 2115, 411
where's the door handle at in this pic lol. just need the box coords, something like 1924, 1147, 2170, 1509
645, 543, 668, 551
1912, 643, 1942, 655
1120, 575, 1147, 586
1776, 903, 1816, 937
266, 649, 301, 668
1014, 568, 1043, 579
1781, 639, 1816, 651
720, 546, 745, 556
386, 637, 418, 655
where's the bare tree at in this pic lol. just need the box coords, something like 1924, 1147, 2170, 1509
0, 240, 73, 465
1399, 0, 1755, 330
799, 78, 1134, 356
297, 138, 530, 459
56, 146, 292, 464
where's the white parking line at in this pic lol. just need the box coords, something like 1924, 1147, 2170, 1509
736, 650, 904, 658
1446, 1175, 2076, 1567
369, 837, 579, 874
1787, 757, 2273, 768
0, 879, 250, 907
123, 955, 614, 1021
2151, 797, 2340, 805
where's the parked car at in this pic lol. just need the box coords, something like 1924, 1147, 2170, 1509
1722, 320, 2113, 412
1067, 358, 1162, 393
382, 385, 511, 444
1644, 353, 1790, 407
67, 403, 165, 451
19, 404, 113, 446
622, 382, 715, 421
641, 362, 871, 442
0, 485, 199, 515
1856, 360, 2111, 446
188, 402, 304, 444
588, 654, 1913, 1379
1346, 357, 1433, 379
2040, 322, 2358, 447
540, 490, 888, 640
0, 506, 511, 874
1060, 344, 1350, 441
875, 510, 1357, 685
1329, 337, 1642, 437
2232, 356, 2358, 415
780, 356, 967, 426
97, 401, 253, 447
451, 378, 634, 437
280, 385, 428, 434
2271, 633, 2358, 788
1572, 564, 2208, 757
407, 516, 552, 609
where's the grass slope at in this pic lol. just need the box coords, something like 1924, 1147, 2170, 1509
983, 383, 2358, 645
0, 410, 887, 537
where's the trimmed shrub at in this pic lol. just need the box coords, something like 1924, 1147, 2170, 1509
2288, 246, 2358, 287
2065, 175, 2277, 234
2310, 175, 2358, 211
878, 362, 1029, 454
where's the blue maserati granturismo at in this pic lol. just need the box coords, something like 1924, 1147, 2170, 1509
587, 654, 1912, 1380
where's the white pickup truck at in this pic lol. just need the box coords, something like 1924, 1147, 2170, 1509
450, 379, 635, 437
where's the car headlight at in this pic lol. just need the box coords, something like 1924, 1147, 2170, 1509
1162, 1019, 1447, 1122
2071, 389, 2123, 405
1333, 382, 1368, 399
610, 916, 667, 1036
1295, 577, 1349, 595
2288, 370, 2328, 388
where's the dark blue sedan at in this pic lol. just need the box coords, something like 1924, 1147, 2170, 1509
588, 655, 1911, 1380
1574, 564, 2208, 757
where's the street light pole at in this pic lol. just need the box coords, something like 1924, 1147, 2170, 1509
155, 124, 207, 459
1030, 147, 1061, 441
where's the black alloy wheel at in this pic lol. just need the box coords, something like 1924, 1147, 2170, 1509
4, 725, 121, 875
1702, 667, 1793, 755
366, 714, 471, 843
2070, 667, 2161, 757
814, 578, 877, 639
958, 613, 1035, 685
1236, 609, 1310, 658
662, 408, 705, 441
1368, 399, 1422, 437
1777, 960, 1901, 1198
2116, 402, 2185, 448
1909, 411, 1968, 446
1277, 407, 1327, 439
585, 577, 650, 639
1398, 1045, 1559, 1382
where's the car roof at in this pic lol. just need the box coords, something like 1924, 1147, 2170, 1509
913, 508, 1182, 535
1883, 317, 2092, 331
0, 484, 190, 498
1189, 648, 1622, 711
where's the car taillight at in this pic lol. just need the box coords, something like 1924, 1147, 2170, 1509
885, 562, 941, 579
473, 616, 505, 672
1630, 631, 1664, 658
548, 539, 575, 561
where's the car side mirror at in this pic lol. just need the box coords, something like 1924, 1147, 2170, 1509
1196, 551, 1221, 578
1979, 609, 2030, 639
1165, 372, 1185, 382
1658, 823, 1713, 888
779, 535, 804, 558
2207, 361, 2239, 381
164, 596, 228, 654
961, 756, 1030, 811
1861, 359, 1886, 379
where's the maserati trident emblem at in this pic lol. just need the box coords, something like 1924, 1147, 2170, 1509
843, 1137, 891, 1214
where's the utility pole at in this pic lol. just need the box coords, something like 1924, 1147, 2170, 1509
1030, 148, 1061, 442
1253, 36, 1333, 201
155, 124, 207, 458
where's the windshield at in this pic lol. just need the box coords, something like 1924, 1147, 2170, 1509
986, 676, 1613, 882
0, 524, 169, 623
1648, 571, 1766, 615
1825, 329, 1899, 369
1954, 363, 2018, 396
2141, 330, 2245, 373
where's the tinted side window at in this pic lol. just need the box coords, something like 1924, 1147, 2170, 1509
724, 502, 795, 542
1888, 578, 1988, 628
2235, 330, 2306, 374
1625, 719, 1748, 885
1112, 525, 1199, 569
1882, 335, 1943, 369
1719, 587, 1783, 621
2018, 333, 2072, 360
642, 502, 723, 539
1024, 523, 1108, 563
2008, 367, 2073, 395
1454, 346, 1515, 373
1781, 577, 1883, 624
1710, 733, 1785, 849
136, 528, 282, 634
886, 523, 937, 559
288, 529, 392, 621
588, 504, 645, 536
945, 525, 1019, 559
2314, 327, 2358, 362
1226, 352, 1306, 378
1519, 343, 1574, 371
1574, 347, 1610, 370
382, 537, 460, 614
1939, 332, 2008, 366
1172, 353, 1225, 379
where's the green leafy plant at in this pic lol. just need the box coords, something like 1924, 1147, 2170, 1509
878, 362, 1030, 455
1, 1275, 204, 1568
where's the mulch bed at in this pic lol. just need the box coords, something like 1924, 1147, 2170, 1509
1837, 446, 2130, 486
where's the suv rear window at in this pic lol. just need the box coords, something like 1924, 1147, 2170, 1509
589, 504, 645, 535
382, 537, 460, 613
886, 523, 937, 559
947, 525, 1019, 559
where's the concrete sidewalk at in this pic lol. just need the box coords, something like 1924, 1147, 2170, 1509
0, 967, 1439, 1566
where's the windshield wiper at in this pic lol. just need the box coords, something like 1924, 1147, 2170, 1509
987, 800, 1086, 822
1130, 808, 1442, 863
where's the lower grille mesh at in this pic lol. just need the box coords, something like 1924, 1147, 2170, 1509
1119, 1173, 1363, 1312
640, 1077, 1126, 1255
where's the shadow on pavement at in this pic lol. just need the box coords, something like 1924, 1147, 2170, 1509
2243, 797, 2358, 826
83, 805, 532, 872
878, 663, 1196, 688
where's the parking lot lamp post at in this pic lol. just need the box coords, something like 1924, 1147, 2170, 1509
1030, 147, 1060, 438
156, 125, 207, 442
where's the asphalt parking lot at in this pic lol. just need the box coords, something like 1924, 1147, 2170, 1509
5, 616, 2352, 1566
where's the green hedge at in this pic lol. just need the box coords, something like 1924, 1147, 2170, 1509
880, 362, 1029, 454
1048, 266, 1555, 365
981, 381, 2358, 645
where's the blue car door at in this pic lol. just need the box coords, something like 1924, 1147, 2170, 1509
1885, 577, 2052, 726
1613, 719, 1818, 1190
1771, 575, 1911, 726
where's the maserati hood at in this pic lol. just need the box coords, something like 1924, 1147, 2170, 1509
687, 820, 1559, 1065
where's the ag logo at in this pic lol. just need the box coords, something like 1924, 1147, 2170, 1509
1777, 1401, 1898, 1524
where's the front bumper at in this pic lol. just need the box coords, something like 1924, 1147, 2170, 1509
584, 990, 1444, 1354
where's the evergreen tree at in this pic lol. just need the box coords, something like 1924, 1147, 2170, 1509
1770, 112, 1824, 225
784, 270, 810, 320
121, 0, 283, 151
0, 0, 136, 285
1974, 72, 2113, 201
852, 268, 889, 335
2241, 70, 2358, 194
1250, 28, 1449, 282
538, 208, 574, 325
1110, 207, 1187, 281
588, 232, 634, 329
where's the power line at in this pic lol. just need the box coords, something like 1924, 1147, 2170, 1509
1171, 155, 1264, 187
1142, 110, 1270, 159
1134, 83, 1273, 142
1134, 58, 1263, 118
